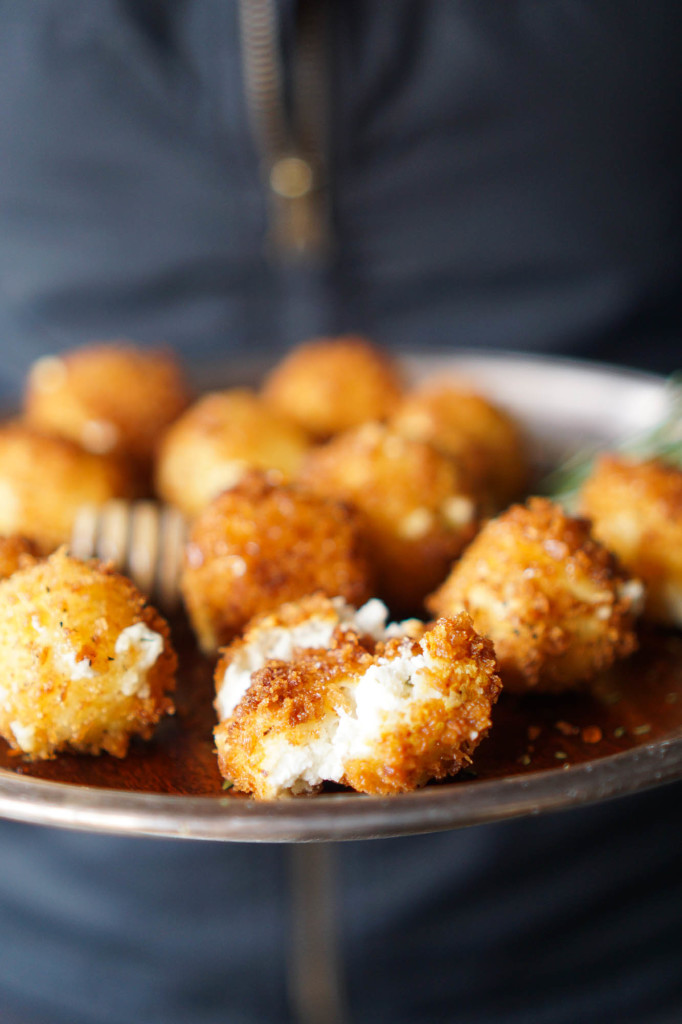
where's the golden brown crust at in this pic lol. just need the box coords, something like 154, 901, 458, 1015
579, 455, 682, 626
0, 548, 176, 759
262, 335, 404, 439
155, 389, 310, 517
428, 497, 642, 693
0, 534, 40, 579
24, 342, 190, 471
0, 424, 135, 552
181, 471, 375, 652
214, 610, 500, 799
342, 617, 501, 794
390, 379, 529, 511
298, 423, 478, 616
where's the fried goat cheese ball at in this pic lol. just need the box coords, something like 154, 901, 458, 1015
214, 595, 500, 799
261, 335, 404, 439
181, 472, 375, 652
0, 549, 176, 759
24, 342, 190, 475
155, 389, 310, 518
428, 497, 644, 693
579, 454, 682, 627
389, 380, 529, 512
298, 423, 478, 616
0, 424, 135, 553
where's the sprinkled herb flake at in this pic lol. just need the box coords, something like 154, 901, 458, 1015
632, 723, 652, 736
613, 726, 626, 739
221, 779, 234, 791
554, 750, 568, 761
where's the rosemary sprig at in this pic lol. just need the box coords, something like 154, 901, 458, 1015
539, 371, 682, 510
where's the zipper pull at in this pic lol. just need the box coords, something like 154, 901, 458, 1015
268, 153, 328, 259
239, 0, 330, 262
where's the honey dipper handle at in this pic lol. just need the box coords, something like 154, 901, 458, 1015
70, 500, 187, 611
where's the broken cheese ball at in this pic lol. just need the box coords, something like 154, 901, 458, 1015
0, 549, 176, 759
214, 596, 500, 799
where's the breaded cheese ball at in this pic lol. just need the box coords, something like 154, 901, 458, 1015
24, 342, 190, 471
262, 335, 404, 439
0, 549, 176, 759
579, 454, 682, 627
181, 472, 375, 652
298, 423, 478, 615
390, 380, 529, 511
214, 596, 501, 799
214, 594, 424, 721
428, 497, 644, 693
0, 424, 135, 552
0, 534, 40, 579
155, 389, 310, 518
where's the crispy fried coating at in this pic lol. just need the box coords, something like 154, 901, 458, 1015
213, 594, 424, 720
579, 455, 682, 627
0, 534, 40, 579
181, 473, 375, 653
214, 598, 500, 799
390, 380, 529, 511
428, 497, 643, 693
262, 335, 404, 439
298, 423, 478, 616
0, 424, 135, 553
0, 549, 176, 759
24, 342, 190, 471
155, 389, 310, 518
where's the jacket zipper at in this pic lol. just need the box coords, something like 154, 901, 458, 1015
238, 0, 330, 260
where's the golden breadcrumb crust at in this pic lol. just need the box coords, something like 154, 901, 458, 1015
262, 335, 404, 439
0, 424, 135, 553
181, 472, 375, 652
0, 534, 40, 579
155, 388, 310, 518
344, 618, 501, 794
428, 497, 641, 693
214, 612, 500, 799
390, 379, 529, 511
580, 455, 682, 626
298, 423, 478, 616
24, 342, 190, 470
0, 549, 176, 759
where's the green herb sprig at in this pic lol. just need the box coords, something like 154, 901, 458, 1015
539, 371, 682, 510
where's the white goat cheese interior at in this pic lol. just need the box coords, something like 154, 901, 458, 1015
114, 622, 165, 698
215, 597, 391, 721
259, 642, 445, 798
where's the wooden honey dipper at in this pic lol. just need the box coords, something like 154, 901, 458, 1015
69, 500, 188, 611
